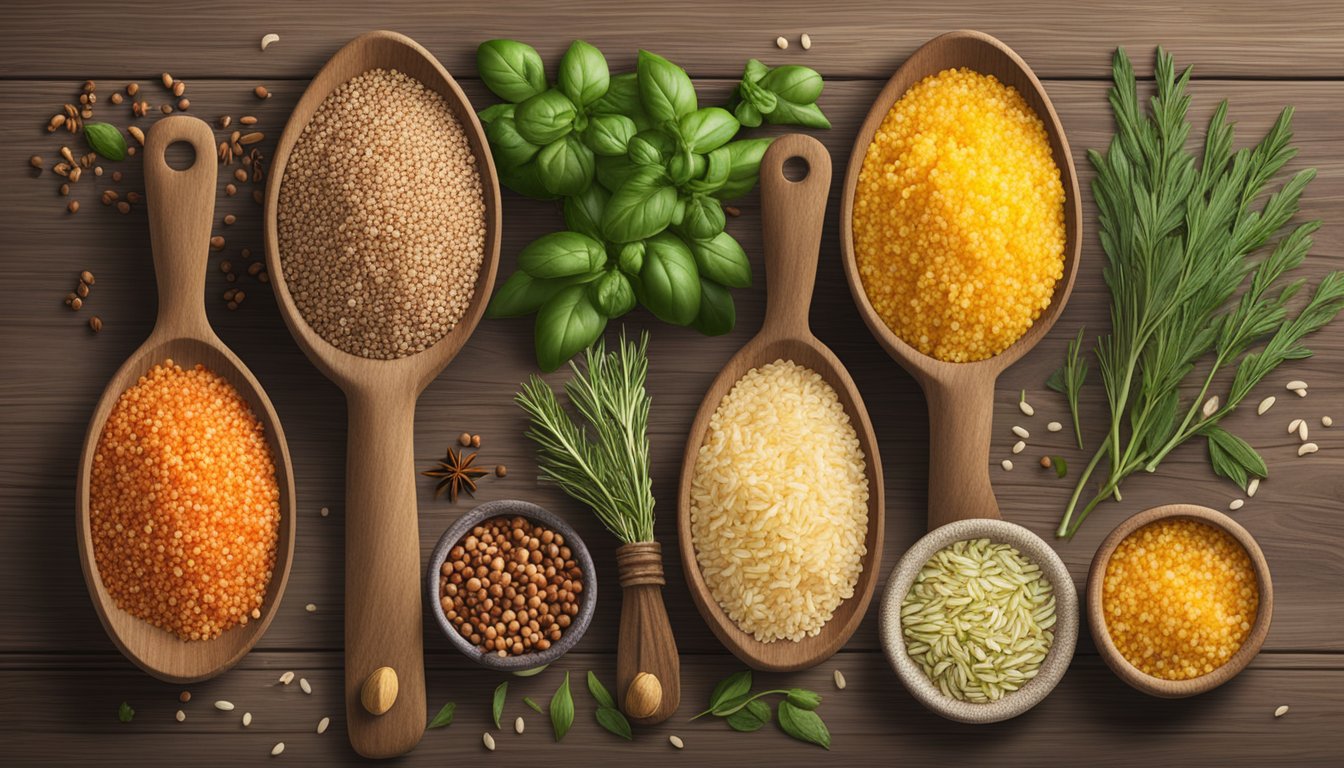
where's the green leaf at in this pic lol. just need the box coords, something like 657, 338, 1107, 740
636, 49, 696, 123
1050, 455, 1068, 478
667, 152, 707, 186
591, 270, 636, 317
584, 114, 638, 157
777, 700, 830, 749
760, 65, 825, 104
638, 232, 701, 325
1205, 425, 1268, 489
117, 701, 135, 723
84, 122, 126, 162
685, 146, 732, 194
734, 100, 763, 128
595, 707, 633, 740
514, 89, 578, 145
740, 77, 778, 115
486, 271, 567, 318
785, 688, 822, 711
618, 242, 645, 275
518, 231, 607, 278
477, 102, 515, 126
678, 195, 726, 240
708, 670, 752, 710
743, 58, 769, 83
725, 699, 771, 732
558, 40, 610, 106
535, 286, 607, 372
709, 692, 755, 717
549, 671, 575, 742
427, 701, 456, 729
594, 154, 641, 192
477, 40, 547, 103
523, 696, 543, 714
602, 168, 677, 243
564, 184, 610, 241
713, 138, 773, 200
590, 73, 648, 126
486, 115, 543, 169
498, 158, 559, 200
691, 231, 751, 288
627, 134, 667, 167
586, 671, 617, 709
492, 681, 508, 729
765, 99, 832, 130
537, 134, 596, 196
677, 107, 739, 153
691, 278, 736, 336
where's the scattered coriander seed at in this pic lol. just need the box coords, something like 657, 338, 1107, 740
271, 742, 285, 757
1323, 416, 1334, 427
724, 205, 741, 217
254, 85, 271, 99
801, 33, 813, 50
471, 434, 481, 448
1040, 455, 1053, 469
300, 677, 312, 694
173, 81, 186, 98
1274, 705, 1289, 718
127, 83, 139, 97
242, 712, 252, 727
483, 732, 496, 751
81, 270, 95, 285
67, 200, 79, 214
1248, 478, 1260, 497
1001, 459, 1014, 471
29, 155, 43, 170
305, 603, 316, 613
1229, 499, 1244, 511
669, 735, 684, 749
70, 297, 83, 310
214, 700, 235, 711
89, 316, 103, 333
317, 716, 330, 734
833, 669, 846, 689
161, 73, 173, 89
60, 183, 69, 195
219, 115, 232, 128
161, 104, 173, 115
210, 236, 226, 250
514, 716, 524, 734
225, 183, 237, 196
179, 690, 191, 703
775, 36, 788, 49
253, 189, 264, 205
494, 465, 507, 478
178, 98, 191, 111
224, 214, 237, 225
175, 710, 186, 722
1258, 396, 1276, 415
117, 201, 131, 214
234, 168, 248, 183
458, 432, 472, 447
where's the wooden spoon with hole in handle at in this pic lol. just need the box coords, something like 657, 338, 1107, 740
76, 115, 296, 683
840, 30, 1082, 530
264, 31, 501, 759
677, 134, 885, 671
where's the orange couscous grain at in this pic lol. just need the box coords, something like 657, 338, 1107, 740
1102, 518, 1258, 680
90, 360, 280, 641
851, 67, 1066, 362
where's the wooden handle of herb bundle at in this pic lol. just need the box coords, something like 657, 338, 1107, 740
142, 116, 218, 340
343, 383, 426, 759
615, 542, 680, 724
759, 134, 832, 339
925, 370, 1002, 530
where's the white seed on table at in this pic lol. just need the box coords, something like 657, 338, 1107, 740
1299, 442, 1319, 456
1001, 459, 1014, 471
215, 700, 235, 711
300, 677, 312, 694
305, 603, 317, 613
1229, 499, 1244, 511
1047, 421, 1062, 432
1012, 440, 1026, 454
1294, 388, 1308, 398
775, 36, 788, 49
278, 671, 295, 685
801, 33, 813, 50
1274, 705, 1290, 718
1323, 416, 1334, 428
514, 716, 524, 734
1019, 400, 1035, 417
317, 716, 330, 734
1012, 425, 1030, 439
1202, 396, 1220, 418
175, 710, 186, 722
833, 669, 846, 689
483, 732, 496, 751
1248, 478, 1260, 497
1298, 421, 1309, 442
320, 506, 329, 517
669, 735, 685, 749
1288, 418, 1303, 435
271, 742, 285, 756
1286, 380, 1307, 391
243, 712, 252, 727
1258, 396, 1276, 415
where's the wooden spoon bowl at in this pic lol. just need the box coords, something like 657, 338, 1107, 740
839, 30, 1082, 529
677, 135, 885, 671
76, 116, 296, 683
264, 31, 500, 758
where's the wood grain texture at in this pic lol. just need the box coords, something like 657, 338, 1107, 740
1, 5, 1342, 764
614, 542, 681, 723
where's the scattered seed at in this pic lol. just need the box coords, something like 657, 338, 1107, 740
1298, 421, 1309, 442
1274, 705, 1289, 718
300, 677, 312, 694
724, 205, 741, 217
1046, 421, 1062, 432
70, 296, 83, 310
77, 282, 90, 299
1248, 478, 1260, 498
1298, 443, 1319, 456
317, 716, 330, 734
471, 434, 481, 448
775, 36, 788, 49
494, 465, 507, 478
179, 690, 191, 703
161, 73, 174, 89
89, 316, 103, 333
67, 200, 79, 214
1257, 396, 1276, 415
127, 83, 139, 97
1286, 380, 1307, 391
128, 125, 145, 145
801, 33, 813, 50
1019, 400, 1035, 417
161, 104, 173, 115
175, 710, 186, 722
253, 189, 264, 205
173, 81, 186, 98
1323, 416, 1334, 428
117, 201, 131, 214
1229, 499, 1244, 511
254, 85, 271, 99
29, 155, 44, 170
1039, 455, 1053, 469
271, 742, 285, 756
1012, 440, 1026, 454
1001, 459, 1014, 471
261, 33, 281, 51
305, 603, 316, 613
59, 184, 69, 195
458, 432, 472, 447
1294, 388, 1308, 398
234, 168, 248, 183
240, 131, 264, 145
320, 506, 330, 517
483, 732, 496, 751
514, 716, 524, 734
210, 236, 226, 250
1012, 425, 1030, 439
215, 700, 235, 711
243, 712, 252, 727
1288, 418, 1303, 435
225, 183, 238, 196
669, 735, 684, 749
279, 671, 295, 685
110, 92, 124, 105
1202, 396, 1220, 418
178, 98, 191, 111
833, 669, 846, 689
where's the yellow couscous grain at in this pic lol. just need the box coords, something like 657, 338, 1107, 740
852, 68, 1065, 362
1102, 518, 1258, 680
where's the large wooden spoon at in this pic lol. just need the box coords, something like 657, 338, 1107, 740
264, 31, 500, 759
677, 134, 885, 671
76, 115, 297, 683
839, 30, 1082, 530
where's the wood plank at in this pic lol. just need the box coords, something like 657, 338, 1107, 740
4, 0, 1344, 80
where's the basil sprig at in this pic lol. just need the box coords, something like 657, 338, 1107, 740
478, 39, 830, 371
696, 670, 831, 749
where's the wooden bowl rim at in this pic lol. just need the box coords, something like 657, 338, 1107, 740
1085, 503, 1274, 698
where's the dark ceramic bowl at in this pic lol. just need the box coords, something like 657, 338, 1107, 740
427, 499, 596, 673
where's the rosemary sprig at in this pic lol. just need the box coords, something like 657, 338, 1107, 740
1055, 47, 1344, 538
515, 329, 655, 544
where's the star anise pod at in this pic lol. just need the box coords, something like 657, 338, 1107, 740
422, 447, 489, 502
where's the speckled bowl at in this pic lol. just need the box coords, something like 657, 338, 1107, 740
878, 518, 1078, 724
427, 499, 596, 673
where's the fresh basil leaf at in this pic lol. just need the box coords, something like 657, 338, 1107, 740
499, 158, 559, 200
725, 698, 770, 732
765, 99, 832, 130
760, 65, 825, 105
709, 692, 755, 717
708, 670, 753, 709
564, 184, 610, 241
514, 89, 578, 145
785, 688, 822, 711
743, 58, 769, 83
627, 135, 665, 167
741, 78, 778, 115
590, 72, 649, 126
618, 242, 645, 275
1205, 425, 1267, 489
486, 115, 542, 169
518, 231, 607, 278
777, 701, 830, 749
684, 146, 732, 194
691, 278, 736, 336
602, 167, 677, 243
591, 270, 636, 318
1051, 455, 1069, 478
477, 40, 547, 103
427, 701, 456, 729
586, 671, 617, 709
117, 701, 134, 723
594, 706, 633, 740
677, 107, 739, 153
594, 154, 642, 192
691, 231, 751, 288
667, 152, 706, 185
734, 100, 763, 128
714, 138, 773, 200
637, 49, 696, 123
537, 134, 596, 196
84, 122, 126, 162
486, 271, 567, 318
490, 682, 508, 729
558, 40, 610, 106
678, 195, 726, 240
549, 670, 575, 741
583, 114, 638, 157
478, 102, 515, 126
638, 232, 701, 325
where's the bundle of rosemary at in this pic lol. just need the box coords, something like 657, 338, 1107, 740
1054, 48, 1344, 538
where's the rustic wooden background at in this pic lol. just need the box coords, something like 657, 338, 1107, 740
3, 1, 1342, 765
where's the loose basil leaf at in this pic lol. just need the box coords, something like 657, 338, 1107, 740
514, 89, 577, 145
477, 102, 515, 126
558, 40, 610, 107
594, 706, 633, 740
618, 242, 645, 275
117, 701, 135, 723
777, 701, 830, 749
586, 671, 617, 709
477, 40, 547, 103
537, 134, 595, 196
714, 138, 773, 200
785, 688, 822, 711
518, 231, 607, 278
765, 99, 832, 130
678, 194, 726, 240
677, 107, 739, 153
563, 184, 610, 241
667, 152, 706, 185
84, 122, 126, 161
638, 232, 701, 325
691, 231, 751, 288
549, 670, 576, 741
583, 114, 638, 157
486, 271, 568, 318
499, 158, 559, 200
486, 116, 542, 169
492, 682, 508, 729
709, 692, 755, 717
691, 277, 736, 336
724, 698, 770, 732
590, 72, 649, 127
636, 49, 696, 123
734, 101, 763, 128
760, 65, 824, 105
602, 167, 677, 244
426, 701, 456, 729
708, 670, 753, 709
591, 270, 636, 318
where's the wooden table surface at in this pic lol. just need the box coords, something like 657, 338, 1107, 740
3, 1, 1342, 765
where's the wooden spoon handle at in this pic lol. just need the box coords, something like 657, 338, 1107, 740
925, 373, 1002, 529
142, 116, 218, 338
759, 134, 832, 338
343, 387, 426, 758
614, 542, 680, 724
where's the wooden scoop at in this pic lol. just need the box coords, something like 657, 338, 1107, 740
264, 31, 500, 759
677, 134, 885, 671
839, 30, 1082, 530
76, 115, 296, 683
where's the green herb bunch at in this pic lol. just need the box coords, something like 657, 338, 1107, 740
695, 670, 830, 749
476, 40, 830, 370
1054, 48, 1344, 538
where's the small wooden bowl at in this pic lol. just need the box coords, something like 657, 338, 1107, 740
426, 500, 596, 674
1086, 504, 1274, 698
